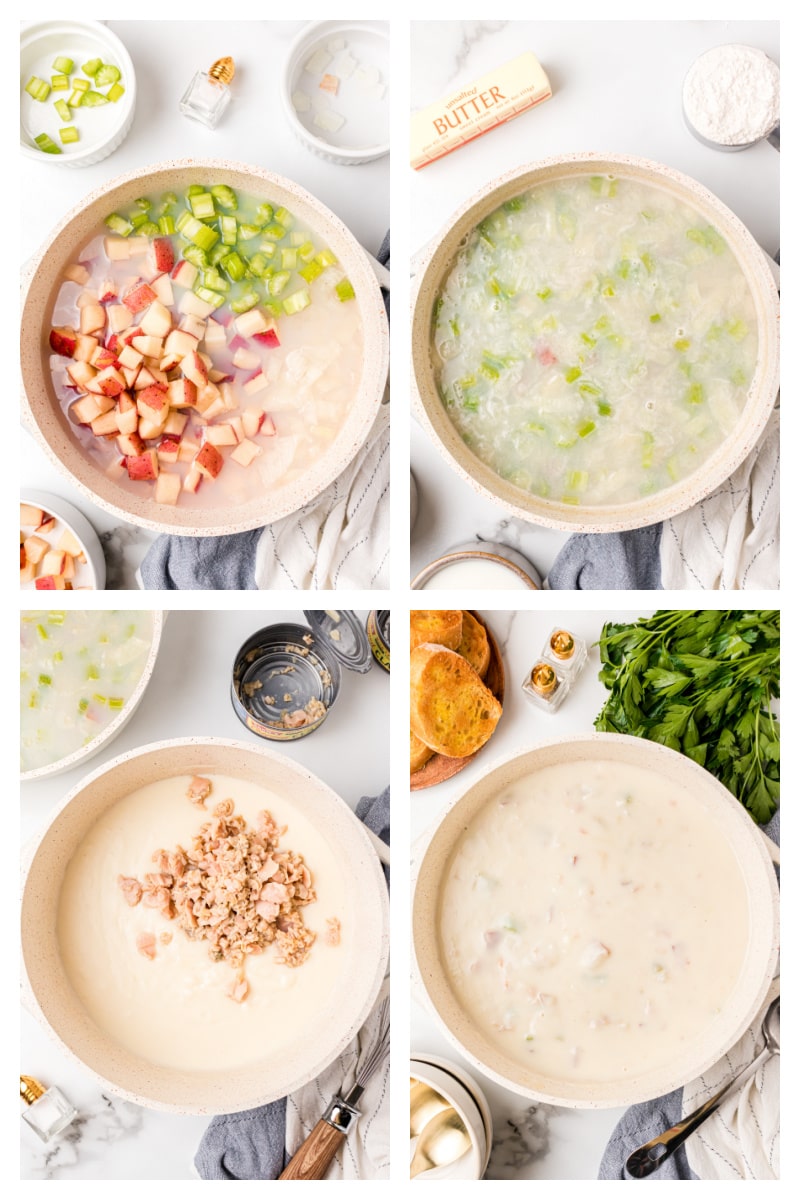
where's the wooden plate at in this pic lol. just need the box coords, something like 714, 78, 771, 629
410, 612, 505, 791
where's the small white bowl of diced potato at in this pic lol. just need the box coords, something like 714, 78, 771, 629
281, 20, 389, 165
20, 491, 106, 590
20, 20, 136, 167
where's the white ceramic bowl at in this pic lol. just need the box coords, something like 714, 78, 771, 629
20, 21, 136, 167
410, 1057, 490, 1179
281, 21, 389, 165
20, 489, 106, 590
411, 153, 780, 534
20, 159, 389, 537
413, 734, 780, 1109
21, 737, 390, 1114
20, 610, 163, 783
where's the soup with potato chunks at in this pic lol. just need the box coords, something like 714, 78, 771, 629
433, 174, 758, 507
48, 182, 362, 509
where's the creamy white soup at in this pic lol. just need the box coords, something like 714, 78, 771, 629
433, 175, 758, 506
437, 758, 750, 1084
57, 774, 349, 1072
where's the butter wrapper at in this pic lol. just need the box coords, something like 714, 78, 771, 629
410, 52, 552, 169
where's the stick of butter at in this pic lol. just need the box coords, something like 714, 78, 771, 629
410, 52, 552, 169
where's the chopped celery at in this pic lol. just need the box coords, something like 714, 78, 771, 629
686, 226, 726, 255
564, 366, 582, 383
193, 285, 225, 309
208, 244, 227, 267
161, 191, 177, 206
597, 400, 613, 416
725, 318, 748, 342
299, 259, 323, 284
335, 278, 355, 302
52, 55, 75, 74
93, 694, 107, 705
183, 244, 209, 269
258, 240, 277, 260
54, 98, 72, 121
685, 383, 705, 405
87, 665, 99, 680
109, 697, 125, 709
130, 212, 149, 229
536, 287, 552, 301
731, 367, 748, 386
673, 338, 691, 352
202, 268, 230, 293
39, 674, 52, 686
642, 431, 655, 469
67, 89, 84, 107
237, 223, 262, 241
59, 126, 79, 144
488, 275, 514, 301
589, 175, 617, 198
133, 197, 151, 211
186, 217, 219, 252
107, 83, 125, 103
649, 313, 661, 323
567, 470, 589, 491
138, 221, 159, 236
95, 64, 121, 87
594, 315, 610, 332
33, 133, 62, 154
105, 212, 133, 235
255, 203, 274, 224
51, 74, 69, 91
25, 76, 51, 102
220, 251, 246, 281
247, 253, 270, 277
220, 215, 238, 245
189, 192, 216, 219
297, 240, 315, 262
557, 211, 577, 242
315, 248, 337, 268
186, 184, 206, 198
230, 289, 260, 314
283, 289, 311, 315
211, 184, 239, 211
274, 206, 294, 229
268, 271, 291, 296
281, 248, 297, 270
72, 78, 90, 92
641, 252, 655, 274
580, 332, 597, 347
158, 214, 175, 235
578, 421, 596, 438
262, 222, 287, 241
82, 57, 102, 77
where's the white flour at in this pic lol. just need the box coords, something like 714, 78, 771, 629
683, 43, 779, 146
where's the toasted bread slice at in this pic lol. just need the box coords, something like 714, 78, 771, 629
410, 643, 502, 758
410, 610, 463, 653
410, 728, 435, 774
457, 610, 491, 678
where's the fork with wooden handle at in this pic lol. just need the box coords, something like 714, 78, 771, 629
278, 997, 390, 1180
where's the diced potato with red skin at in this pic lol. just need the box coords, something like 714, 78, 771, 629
35, 575, 67, 590
167, 378, 198, 409
20, 503, 46, 526
232, 346, 260, 370
20, 560, 36, 585
178, 291, 215, 319
182, 351, 208, 388
116, 402, 140, 436
126, 450, 160, 481
62, 554, 76, 580
58, 529, 84, 557
122, 366, 141, 390
179, 314, 206, 341
104, 236, 133, 262
37, 516, 57, 536
63, 262, 90, 286
157, 437, 181, 464
120, 325, 143, 347
91, 410, 122, 437
92, 366, 127, 397
199, 397, 226, 423
219, 382, 238, 411
243, 371, 268, 396
195, 442, 224, 480
182, 465, 203, 493
164, 411, 189, 438
133, 366, 156, 390
117, 343, 143, 371
230, 438, 262, 467
140, 300, 173, 339
204, 424, 238, 447
202, 318, 227, 350
49, 326, 78, 357
98, 278, 118, 302
148, 367, 169, 387
80, 304, 106, 336
76, 291, 100, 310
24, 535, 49, 565
242, 408, 268, 438
71, 393, 114, 424
108, 304, 135, 334
138, 415, 169, 440
131, 334, 164, 359
154, 471, 182, 505
195, 382, 220, 413
150, 272, 174, 307
234, 308, 270, 338
150, 237, 175, 274
178, 439, 201, 462
73, 334, 100, 363
89, 345, 119, 371
171, 260, 198, 289
228, 416, 245, 442
164, 328, 199, 359
123, 281, 158, 313
41, 550, 67, 576
117, 432, 145, 457
66, 360, 97, 390
136, 384, 169, 419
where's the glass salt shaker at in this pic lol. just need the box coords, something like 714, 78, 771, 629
20, 1075, 78, 1143
179, 57, 235, 129
542, 627, 587, 682
522, 661, 569, 712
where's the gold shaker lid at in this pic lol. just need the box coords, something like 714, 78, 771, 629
531, 662, 558, 695
550, 629, 575, 660
20, 1075, 45, 1105
209, 57, 235, 85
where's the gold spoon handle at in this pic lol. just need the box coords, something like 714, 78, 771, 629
278, 1117, 346, 1180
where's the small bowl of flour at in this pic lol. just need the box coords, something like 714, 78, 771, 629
682, 43, 780, 151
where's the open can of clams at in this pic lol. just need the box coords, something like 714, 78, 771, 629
231, 611, 373, 741
366, 610, 390, 672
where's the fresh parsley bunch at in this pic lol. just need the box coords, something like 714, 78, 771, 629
595, 610, 779, 823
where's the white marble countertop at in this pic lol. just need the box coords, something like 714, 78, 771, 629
409, 19, 779, 587
411, 607, 654, 1180
20, 19, 389, 590
20, 607, 388, 1179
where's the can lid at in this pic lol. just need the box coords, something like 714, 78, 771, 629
303, 610, 373, 674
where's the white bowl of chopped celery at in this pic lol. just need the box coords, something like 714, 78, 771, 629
20, 20, 136, 166
20, 610, 163, 782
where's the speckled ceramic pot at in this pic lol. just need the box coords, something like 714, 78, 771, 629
411, 153, 779, 533
21, 159, 389, 537
20, 610, 163, 782
21, 737, 390, 1114
412, 734, 779, 1108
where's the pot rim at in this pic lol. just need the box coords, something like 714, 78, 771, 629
411, 151, 779, 534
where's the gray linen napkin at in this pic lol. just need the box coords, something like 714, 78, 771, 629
139, 233, 390, 592
598, 807, 780, 1180
194, 787, 389, 1180
547, 524, 662, 590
